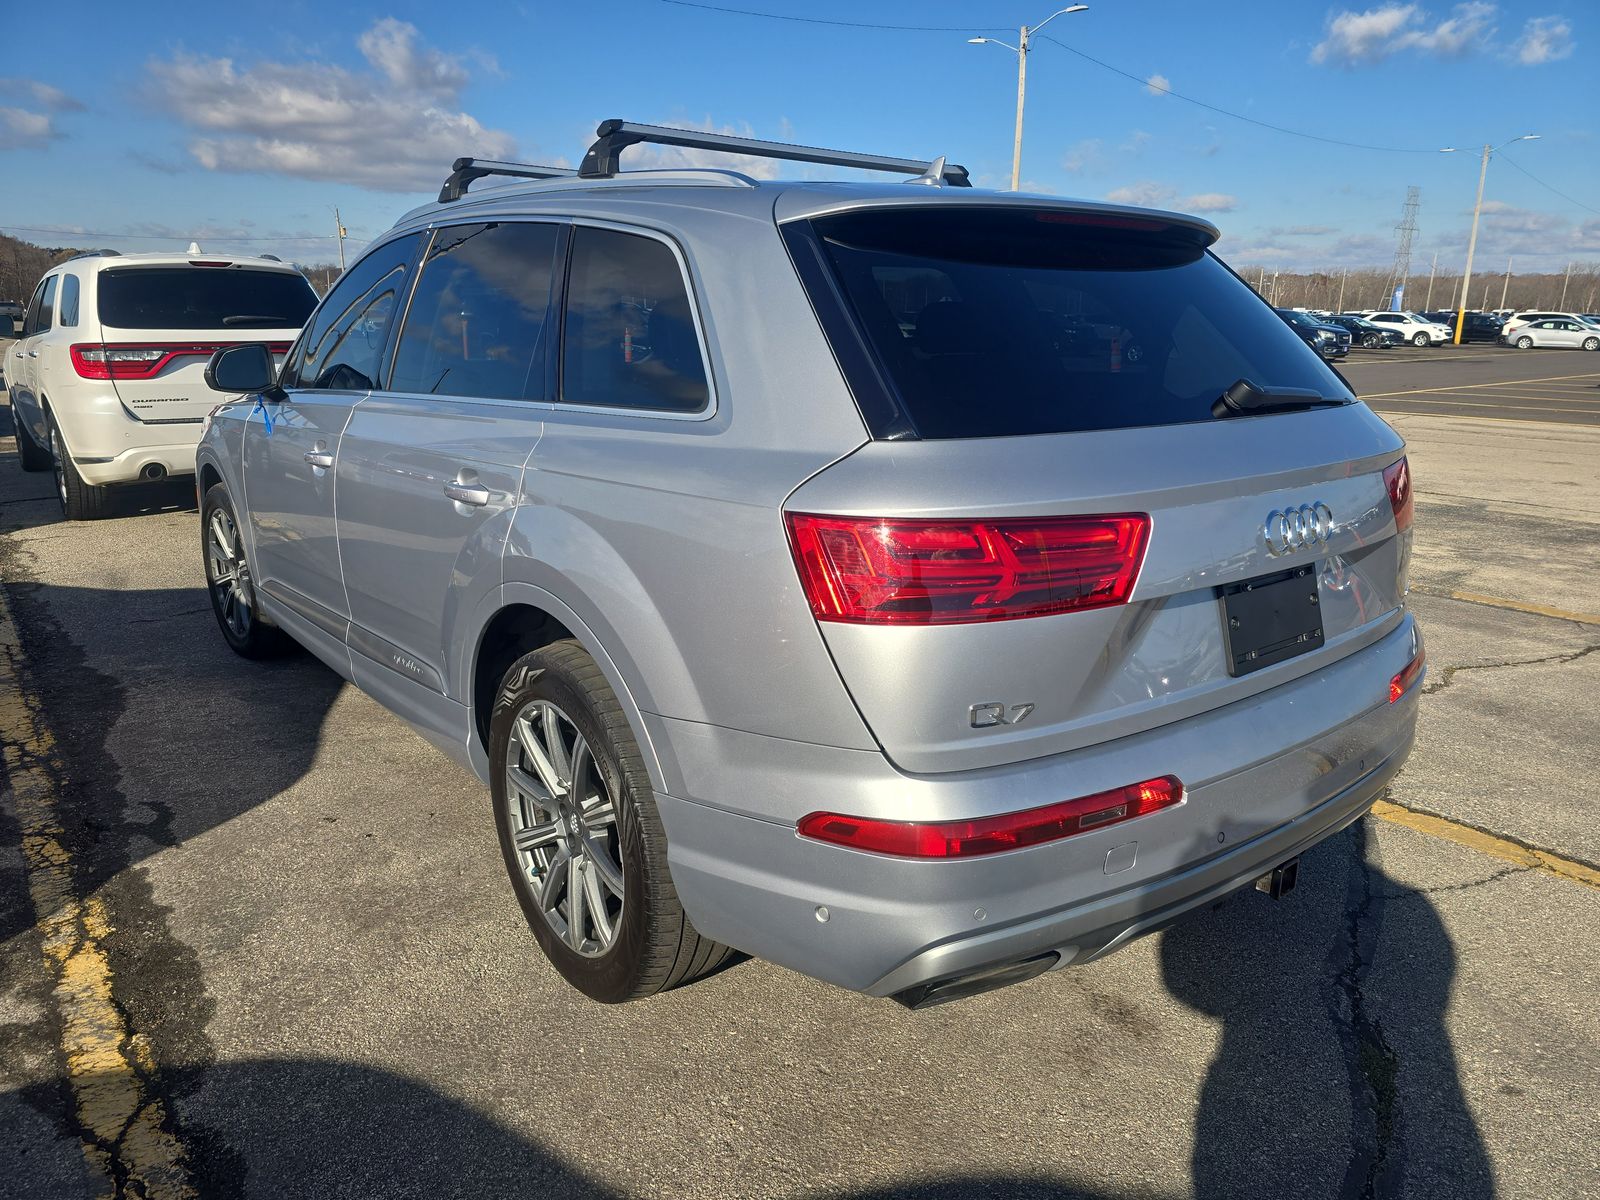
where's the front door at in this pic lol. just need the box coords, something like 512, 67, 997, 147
242, 233, 422, 659
336, 220, 560, 713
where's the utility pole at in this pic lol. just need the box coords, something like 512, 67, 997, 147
1499, 256, 1513, 311
1270, 269, 1278, 304
1337, 269, 1348, 313
1560, 260, 1573, 309
1425, 253, 1438, 310
334, 207, 348, 272
1445, 133, 1539, 342
968, 6, 1089, 191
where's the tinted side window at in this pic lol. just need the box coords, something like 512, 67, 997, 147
289, 234, 421, 391
389, 222, 559, 401
21, 278, 47, 336
58, 274, 81, 327
34, 276, 58, 335
560, 226, 709, 413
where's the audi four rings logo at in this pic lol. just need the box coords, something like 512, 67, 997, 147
1262, 502, 1334, 556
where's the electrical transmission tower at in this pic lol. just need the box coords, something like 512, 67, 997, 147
1388, 186, 1421, 308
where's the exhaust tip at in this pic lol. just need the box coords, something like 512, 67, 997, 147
891, 952, 1060, 1010
1255, 857, 1300, 900
140, 463, 167, 481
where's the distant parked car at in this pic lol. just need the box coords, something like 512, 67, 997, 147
1501, 310, 1594, 338
7, 249, 317, 519
1507, 319, 1600, 351
1350, 311, 1453, 346
1324, 314, 1404, 349
1274, 307, 1350, 359
1422, 311, 1503, 342
1, 298, 24, 337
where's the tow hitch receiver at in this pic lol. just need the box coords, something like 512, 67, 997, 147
1255, 858, 1300, 900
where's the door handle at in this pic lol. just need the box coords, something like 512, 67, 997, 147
443, 481, 491, 507
303, 450, 335, 469
27, 350, 38, 358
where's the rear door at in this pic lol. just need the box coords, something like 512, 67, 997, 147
780, 204, 1411, 773
94, 263, 316, 423
7, 277, 48, 424
242, 235, 422, 659
335, 220, 558, 717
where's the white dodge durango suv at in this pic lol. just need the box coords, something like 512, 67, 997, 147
7, 249, 316, 518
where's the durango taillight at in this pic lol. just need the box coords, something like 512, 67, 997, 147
70, 342, 289, 380
1383, 456, 1413, 533
784, 512, 1150, 625
797, 776, 1185, 858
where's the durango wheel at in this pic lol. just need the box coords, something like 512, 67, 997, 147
201, 482, 288, 658
49, 415, 110, 520
490, 639, 729, 1002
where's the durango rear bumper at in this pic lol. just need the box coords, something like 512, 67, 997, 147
652, 614, 1421, 998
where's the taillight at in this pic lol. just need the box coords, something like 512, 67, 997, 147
784, 512, 1150, 625
1383, 457, 1413, 533
1389, 648, 1425, 703
797, 776, 1185, 858
70, 342, 289, 380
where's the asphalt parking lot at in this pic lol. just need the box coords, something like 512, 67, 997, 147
2, 341, 1597, 1199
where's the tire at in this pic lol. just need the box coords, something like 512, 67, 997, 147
13, 407, 52, 471
490, 639, 730, 1002
48, 414, 111, 520
1517, 336, 1534, 350
1363, 334, 1380, 349
1583, 337, 1598, 352
200, 482, 290, 658
1411, 332, 1429, 347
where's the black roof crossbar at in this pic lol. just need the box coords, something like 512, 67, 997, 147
439, 157, 578, 203
577, 119, 971, 187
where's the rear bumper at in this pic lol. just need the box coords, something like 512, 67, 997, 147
654, 614, 1421, 997
48, 388, 201, 484
75, 440, 198, 485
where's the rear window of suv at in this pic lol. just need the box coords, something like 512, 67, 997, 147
799, 208, 1353, 439
97, 267, 318, 331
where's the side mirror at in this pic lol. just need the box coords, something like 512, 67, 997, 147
205, 343, 277, 395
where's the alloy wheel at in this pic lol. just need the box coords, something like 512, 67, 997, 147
505, 699, 625, 958
206, 507, 254, 640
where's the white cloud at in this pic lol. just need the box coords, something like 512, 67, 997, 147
1311, 2, 1498, 66
1104, 182, 1237, 213
1062, 137, 1104, 174
1144, 73, 1171, 96
1185, 192, 1239, 213
0, 76, 83, 148
1512, 15, 1574, 64
1121, 130, 1152, 154
144, 19, 518, 192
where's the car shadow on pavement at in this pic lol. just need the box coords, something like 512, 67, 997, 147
1160, 818, 1495, 1200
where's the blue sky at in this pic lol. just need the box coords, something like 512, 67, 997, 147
1, 1, 1594, 273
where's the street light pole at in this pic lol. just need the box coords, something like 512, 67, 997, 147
1443, 133, 1538, 344
969, 6, 1089, 192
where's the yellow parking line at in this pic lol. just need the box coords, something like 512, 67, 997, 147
1372, 801, 1600, 891
1409, 584, 1600, 626
0, 587, 196, 1198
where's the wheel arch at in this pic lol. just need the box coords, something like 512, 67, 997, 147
464, 584, 671, 796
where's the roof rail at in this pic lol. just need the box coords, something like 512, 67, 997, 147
577, 119, 971, 187
64, 249, 121, 262
440, 157, 578, 203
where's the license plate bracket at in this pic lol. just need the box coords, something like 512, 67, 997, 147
1219, 565, 1323, 677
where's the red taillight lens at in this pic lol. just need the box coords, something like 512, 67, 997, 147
797, 776, 1185, 858
1389, 648, 1425, 703
70, 342, 289, 380
1383, 457, 1413, 534
784, 512, 1150, 625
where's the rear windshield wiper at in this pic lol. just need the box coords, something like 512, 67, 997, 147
221, 314, 289, 326
1212, 378, 1346, 419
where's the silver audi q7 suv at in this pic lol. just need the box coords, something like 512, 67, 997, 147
197, 121, 1422, 1008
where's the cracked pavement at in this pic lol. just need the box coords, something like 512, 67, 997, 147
3, 372, 1598, 1197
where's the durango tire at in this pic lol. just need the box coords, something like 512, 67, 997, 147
49, 414, 111, 520
490, 639, 730, 1003
1517, 336, 1534, 349
201, 482, 290, 658
13, 409, 52, 471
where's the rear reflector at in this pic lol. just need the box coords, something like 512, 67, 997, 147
1389, 648, 1425, 703
71, 342, 289, 380
1383, 457, 1413, 534
797, 776, 1184, 858
784, 511, 1150, 625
